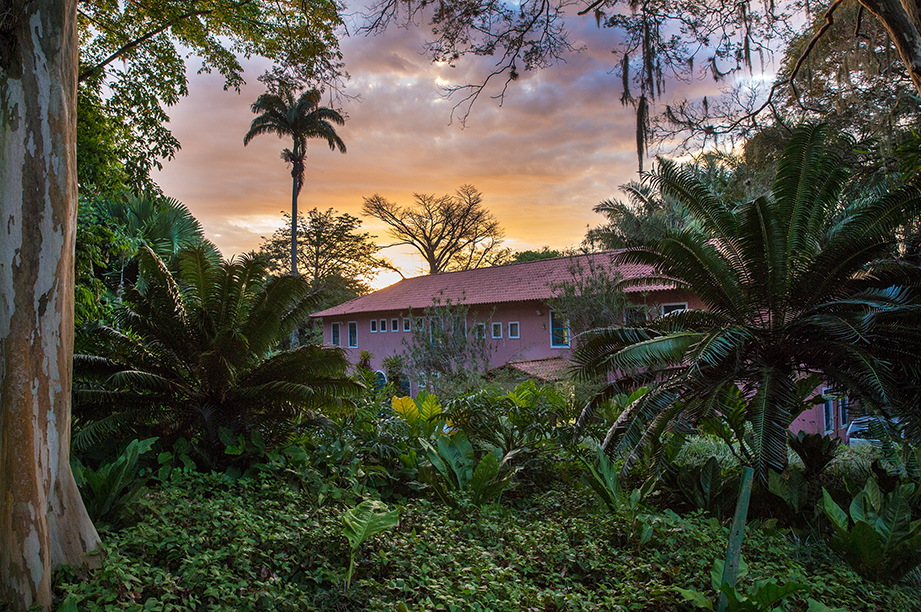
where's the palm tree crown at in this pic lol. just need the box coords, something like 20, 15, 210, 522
575, 124, 921, 480
74, 245, 361, 467
244, 87, 346, 277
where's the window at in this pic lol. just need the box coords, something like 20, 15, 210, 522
491, 322, 502, 339
370, 319, 378, 333
379, 319, 387, 333
348, 322, 358, 347
822, 388, 834, 434
403, 318, 411, 332
839, 396, 849, 427
550, 311, 570, 347
474, 322, 486, 340
331, 322, 340, 346
391, 318, 399, 332
374, 371, 387, 390
662, 303, 688, 315
508, 322, 520, 338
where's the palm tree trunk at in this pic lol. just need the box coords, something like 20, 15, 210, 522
290, 172, 298, 277
290, 170, 299, 347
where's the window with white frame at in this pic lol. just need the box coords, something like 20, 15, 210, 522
474, 322, 486, 340
661, 303, 688, 315
331, 322, 340, 346
370, 319, 378, 333
491, 322, 502, 339
822, 388, 835, 433
348, 322, 358, 347
391, 318, 399, 332
379, 319, 387, 333
508, 321, 520, 338
550, 311, 570, 347
840, 396, 849, 427
403, 318, 411, 332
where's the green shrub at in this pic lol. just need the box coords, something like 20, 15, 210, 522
822, 477, 921, 583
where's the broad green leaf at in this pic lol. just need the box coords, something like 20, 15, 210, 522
675, 587, 714, 610
822, 489, 849, 534
748, 580, 808, 608
469, 453, 500, 505
341, 500, 400, 552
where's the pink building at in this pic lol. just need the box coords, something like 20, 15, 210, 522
311, 251, 852, 440
311, 252, 700, 394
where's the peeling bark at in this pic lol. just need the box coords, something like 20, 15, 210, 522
0, 1, 101, 611
860, 0, 921, 96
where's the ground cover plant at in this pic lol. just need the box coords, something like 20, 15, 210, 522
48, 469, 919, 612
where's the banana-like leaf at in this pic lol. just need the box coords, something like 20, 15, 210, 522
341, 500, 400, 553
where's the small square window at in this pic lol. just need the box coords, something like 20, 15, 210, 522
370, 320, 378, 333
491, 322, 502, 339
379, 319, 387, 333
391, 318, 399, 332
403, 318, 411, 332
508, 322, 519, 338
331, 322, 340, 346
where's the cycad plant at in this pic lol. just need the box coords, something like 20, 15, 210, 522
575, 124, 921, 481
74, 245, 361, 467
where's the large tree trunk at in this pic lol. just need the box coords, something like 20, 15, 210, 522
861, 0, 921, 97
0, 1, 101, 611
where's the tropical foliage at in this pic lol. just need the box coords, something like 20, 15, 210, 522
73, 246, 361, 467
575, 124, 921, 480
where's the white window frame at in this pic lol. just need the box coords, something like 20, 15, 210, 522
370, 319, 378, 333
379, 318, 387, 333
550, 311, 570, 348
330, 322, 340, 346
822, 387, 835, 434
491, 321, 503, 339
508, 321, 520, 338
391, 318, 399, 332
661, 302, 688, 315
840, 396, 849, 427
474, 322, 486, 340
403, 318, 411, 332
348, 322, 358, 348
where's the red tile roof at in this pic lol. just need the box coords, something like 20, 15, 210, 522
311, 251, 672, 317
494, 357, 574, 382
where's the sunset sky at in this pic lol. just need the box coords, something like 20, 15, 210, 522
151, 11, 726, 288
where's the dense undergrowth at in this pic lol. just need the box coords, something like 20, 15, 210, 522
51, 467, 917, 612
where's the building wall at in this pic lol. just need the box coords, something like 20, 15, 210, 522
319, 290, 701, 393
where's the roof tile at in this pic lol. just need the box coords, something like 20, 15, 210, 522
312, 250, 670, 317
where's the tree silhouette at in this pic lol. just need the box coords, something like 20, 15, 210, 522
244, 87, 346, 276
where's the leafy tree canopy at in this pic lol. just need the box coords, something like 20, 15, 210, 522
258, 208, 393, 310
77, 0, 345, 186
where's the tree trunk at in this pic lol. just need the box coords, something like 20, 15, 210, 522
291, 172, 298, 276
861, 0, 921, 97
0, 2, 101, 611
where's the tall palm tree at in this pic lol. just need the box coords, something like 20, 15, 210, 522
244, 87, 346, 277
575, 124, 921, 481
73, 245, 361, 467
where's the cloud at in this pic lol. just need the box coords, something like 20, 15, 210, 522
152, 10, 718, 286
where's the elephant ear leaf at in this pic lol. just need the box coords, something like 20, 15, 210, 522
342, 500, 400, 553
